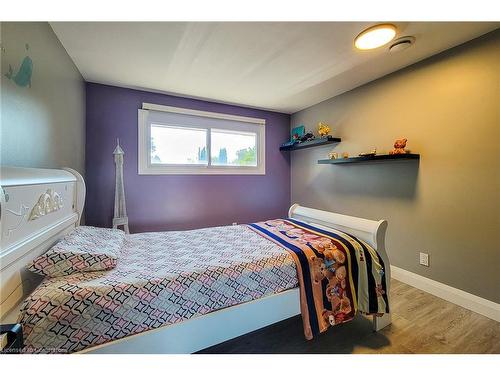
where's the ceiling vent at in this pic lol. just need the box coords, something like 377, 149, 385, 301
389, 36, 416, 53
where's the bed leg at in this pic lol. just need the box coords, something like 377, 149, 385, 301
373, 313, 391, 332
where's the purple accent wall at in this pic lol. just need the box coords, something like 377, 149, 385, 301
85, 83, 291, 233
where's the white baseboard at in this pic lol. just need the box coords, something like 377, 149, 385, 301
391, 266, 500, 322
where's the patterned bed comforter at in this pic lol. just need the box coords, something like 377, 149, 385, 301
19, 225, 298, 353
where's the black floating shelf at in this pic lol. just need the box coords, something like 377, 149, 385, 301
318, 153, 420, 164
280, 136, 341, 151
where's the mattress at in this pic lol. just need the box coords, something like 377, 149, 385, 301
18, 225, 298, 353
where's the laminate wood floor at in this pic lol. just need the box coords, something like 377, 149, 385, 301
199, 279, 500, 354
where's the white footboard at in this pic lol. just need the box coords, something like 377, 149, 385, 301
288, 204, 392, 332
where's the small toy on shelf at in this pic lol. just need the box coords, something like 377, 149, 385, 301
328, 151, 338, 160
389, 138, 408, 155
342, 152, 349, 159
281, 140, 297, 148
359, 148, 377, 157
291, 125, 305, 142
318, 122, 331, 137
300, 131, 315, 142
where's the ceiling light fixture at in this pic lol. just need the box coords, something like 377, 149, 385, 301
354, 24, 397, 50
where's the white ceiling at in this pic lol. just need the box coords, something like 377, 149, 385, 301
51, 22, 498, 113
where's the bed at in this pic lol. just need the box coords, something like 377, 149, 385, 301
0, 166, 391, 354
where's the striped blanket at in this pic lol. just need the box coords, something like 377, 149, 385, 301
248, 218, 389, 339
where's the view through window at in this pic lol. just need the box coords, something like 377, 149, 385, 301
150, 125, 258, 167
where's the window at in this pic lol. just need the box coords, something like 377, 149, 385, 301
210, 129, 257, 167
150, 125, 208, 165
138, 103, 265, 175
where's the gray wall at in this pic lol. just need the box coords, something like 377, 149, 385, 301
1, 22, 85, 174
291, 31, 499, 303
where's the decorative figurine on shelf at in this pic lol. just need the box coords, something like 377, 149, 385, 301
281, 140, 296, 148
318, 122, 331, 137
291, 125, 305, 142
342, 152, 349, 159
300, 131, 315, 142
359, 148, 377, 157
389, 138, 408, 155
328, 151, 339, 160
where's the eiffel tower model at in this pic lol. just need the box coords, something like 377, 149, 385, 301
112, 139, 129, 234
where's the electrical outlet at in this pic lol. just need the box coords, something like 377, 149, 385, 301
419, 252, 429, 267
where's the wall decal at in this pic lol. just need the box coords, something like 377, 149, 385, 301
29, 189, 63, 221
4, 43, 33, 88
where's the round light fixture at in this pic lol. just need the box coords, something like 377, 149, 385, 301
354, 24, 397, 50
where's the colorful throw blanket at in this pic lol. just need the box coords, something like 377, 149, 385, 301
248, 218, 389, 339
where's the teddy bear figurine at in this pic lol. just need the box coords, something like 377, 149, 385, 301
389, 138, 408, 155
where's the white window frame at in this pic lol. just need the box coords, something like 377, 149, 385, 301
138, 103, 266, 175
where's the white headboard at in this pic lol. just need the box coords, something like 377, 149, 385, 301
0, 166, 86, 321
